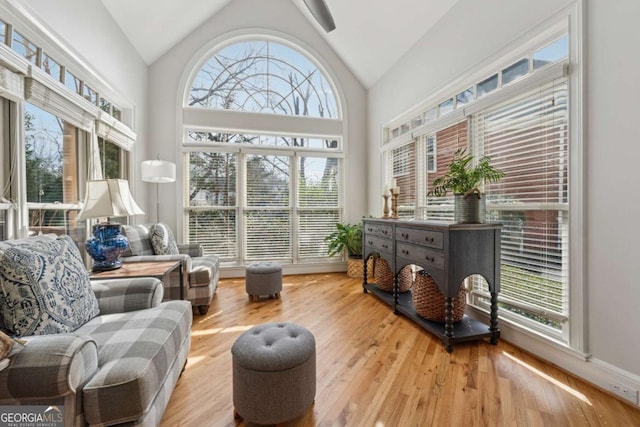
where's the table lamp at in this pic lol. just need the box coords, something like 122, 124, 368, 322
77, 179, 144, 271
141, 156, 176, 222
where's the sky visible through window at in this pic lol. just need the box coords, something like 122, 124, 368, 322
534, 35, 568, 69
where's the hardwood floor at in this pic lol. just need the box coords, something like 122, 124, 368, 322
161, 273, 640, 427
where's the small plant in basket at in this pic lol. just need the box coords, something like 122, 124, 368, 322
325, 222, 369, 278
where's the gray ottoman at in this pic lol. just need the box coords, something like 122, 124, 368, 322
232, 322, 316, 424
245, 261, 283, 301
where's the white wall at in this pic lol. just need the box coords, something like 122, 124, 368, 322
148, 0, 367, 233
16, 0, 149, 207
368, 0, 640, 397
586, 0, 640, 378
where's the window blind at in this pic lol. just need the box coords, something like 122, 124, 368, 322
25, 71, 98, 131
96, 113, 135, 152
244, 154, 291, 261
297, 156, 341, 260
470, 77, 569, 330
0, 64, 23, 101
384, 142, 416, 218
416, 120, 468, 221
186, 152, 238, 260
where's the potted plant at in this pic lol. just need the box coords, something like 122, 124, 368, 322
428, 148, 505, 223
325, 222, 371, 278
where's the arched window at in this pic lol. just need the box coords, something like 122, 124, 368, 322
182, 36, 344, 269
189, 40, 339, 119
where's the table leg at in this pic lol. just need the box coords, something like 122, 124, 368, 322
444, 296, 454, 352
363, 255, 369, 293
393, 274, 399, 314
489, 290, 500, 344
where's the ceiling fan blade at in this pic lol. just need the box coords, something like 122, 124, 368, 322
303, 0, 336, 33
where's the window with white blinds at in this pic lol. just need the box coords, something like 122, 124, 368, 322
297, 156, 341, 260
185, 149, 342, 265
384, 143, 416, 218
186, 151, 238, 261
182, 35, 345, 268
383, 77, 570, 336
470, 77, 569, 334
379, 21, 579, 342
416, 120, 468, 222
245, 154, 291, 261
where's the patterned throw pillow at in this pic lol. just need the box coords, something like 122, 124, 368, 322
149, 223, 179, 255
0, 235, 100, 337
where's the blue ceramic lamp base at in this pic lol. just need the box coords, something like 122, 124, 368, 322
85, 223, 129, 272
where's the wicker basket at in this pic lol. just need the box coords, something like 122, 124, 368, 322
347, 256, 375, 280
413, 270, 466, 323
374, 258, 413, 293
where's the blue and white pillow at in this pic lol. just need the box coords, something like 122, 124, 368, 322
0, 235, 99, 337
149, 223, 179, 255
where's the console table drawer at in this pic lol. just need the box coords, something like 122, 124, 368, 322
364, 223, 393, 238
365, 236, 393, 254
396, 226, 444, 250
397, 242, 444, 270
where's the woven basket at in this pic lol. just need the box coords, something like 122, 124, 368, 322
413, 271, 466, 323
374, 258, 413, 293
347, 256, 375, 280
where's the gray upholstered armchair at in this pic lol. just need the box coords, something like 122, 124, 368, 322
0, 234, 191, 426
121, 223, 219, 314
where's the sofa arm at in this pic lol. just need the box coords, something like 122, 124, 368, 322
91, 278, 164, 314
178, 243, 204, 257
0, 335, 98, 400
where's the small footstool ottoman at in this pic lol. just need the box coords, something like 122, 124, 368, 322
245, 261, 283, 301
232, 322, 316, 425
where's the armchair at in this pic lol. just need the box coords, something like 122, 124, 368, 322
121, 223, 219, 314
0, 234, 191, 426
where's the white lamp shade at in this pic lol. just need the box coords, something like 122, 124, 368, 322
77, 179, 145, 220
141, 160, 176, 183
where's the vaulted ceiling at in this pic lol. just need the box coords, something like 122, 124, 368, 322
99, 0, 460, 88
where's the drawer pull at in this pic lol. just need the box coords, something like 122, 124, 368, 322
401, 233, 409, 239
382, 230, 389, 235
425, 237, 434, 243
401, 249, 409, 255
425, 256, 435, 263
382, 244, 389, 249
367, 240, 373, 245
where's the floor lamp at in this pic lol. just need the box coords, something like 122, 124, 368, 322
141, 157, 176, 222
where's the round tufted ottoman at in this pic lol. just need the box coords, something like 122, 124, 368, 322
245, 261, 283, 301
232, 322, 316, 424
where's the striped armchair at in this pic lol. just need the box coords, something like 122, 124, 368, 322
121, 223, 219, 315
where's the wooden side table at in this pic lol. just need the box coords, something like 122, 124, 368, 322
89, 260, 184, 300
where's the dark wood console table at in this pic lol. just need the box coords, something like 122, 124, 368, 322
362, 218, 501, 352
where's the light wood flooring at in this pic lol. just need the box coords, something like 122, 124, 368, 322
160, 273, 640, 427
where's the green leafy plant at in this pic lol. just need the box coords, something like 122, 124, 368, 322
428, 148, 505, 197
325, 223, 363, 258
